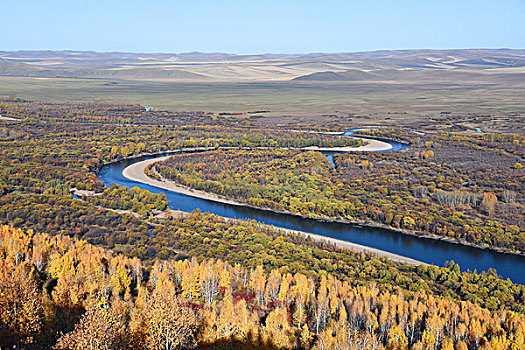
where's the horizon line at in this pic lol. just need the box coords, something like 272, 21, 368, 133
1, 47, 524, 56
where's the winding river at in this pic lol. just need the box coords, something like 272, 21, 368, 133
98, 131, 525, 284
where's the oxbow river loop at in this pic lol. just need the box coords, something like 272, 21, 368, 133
98, 131, 525, 284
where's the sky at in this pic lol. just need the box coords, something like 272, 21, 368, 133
1, 0, 524, 54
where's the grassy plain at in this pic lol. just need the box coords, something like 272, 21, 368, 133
1, 76, 524, 125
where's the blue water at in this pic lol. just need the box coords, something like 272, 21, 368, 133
324, 154, 335, 167
475, 127, 482, 133
321, 129, 409, 168
343, 128, 410, 152
97, 137, 525, 284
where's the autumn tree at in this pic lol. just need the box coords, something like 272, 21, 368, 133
55, 296, 124, 350
144, 286, 199, 350
0, 259, 44, 347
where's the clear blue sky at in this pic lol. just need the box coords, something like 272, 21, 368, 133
2, 0, 524, 53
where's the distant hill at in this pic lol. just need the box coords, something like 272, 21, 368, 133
0, 49, 524, 82
293, 70, 377, 81
0, 59, 44, 76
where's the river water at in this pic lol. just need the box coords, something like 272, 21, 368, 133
97, 136, 525, 284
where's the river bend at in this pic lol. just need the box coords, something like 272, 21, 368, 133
97, 133, 525, 284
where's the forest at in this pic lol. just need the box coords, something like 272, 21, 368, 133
153, 132, 524, 254
0, 99, 524, 349
1, 224, 525, 350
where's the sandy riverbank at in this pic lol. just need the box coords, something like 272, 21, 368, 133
304, 137, 393, 152
123, 157, 426, 266
123, 156, 247, 206
0, 115, 19, 121
273, 226, 426, 266
288, 128, 394, 151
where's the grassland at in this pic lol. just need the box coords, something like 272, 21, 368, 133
1, 77, 524, 123
1, 49, 524, 125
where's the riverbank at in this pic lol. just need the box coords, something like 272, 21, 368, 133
303, 137, 392, 152
271, 226, 426, 266
123, 156, 251, 206
289, 128, 394, 151
0, 115, 19, 121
